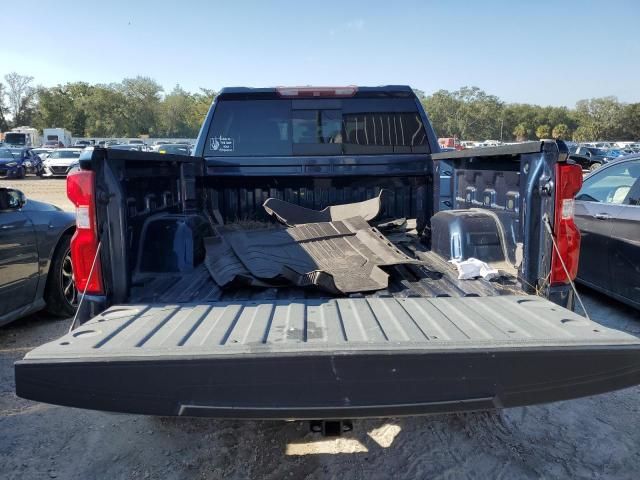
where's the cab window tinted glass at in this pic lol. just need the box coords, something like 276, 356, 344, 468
207, 97, 430, 156
207, 100, 291, 156
577, 160, 640, 204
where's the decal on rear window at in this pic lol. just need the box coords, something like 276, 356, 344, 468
211, 136, 234, 152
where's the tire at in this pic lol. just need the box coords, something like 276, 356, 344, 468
45, 234, 78, 317
588, 162, 600, 171
17, 166, 26, 179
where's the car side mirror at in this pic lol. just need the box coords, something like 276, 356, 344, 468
0, 188, 26, 210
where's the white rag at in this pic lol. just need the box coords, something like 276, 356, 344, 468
449, 258, 499, 280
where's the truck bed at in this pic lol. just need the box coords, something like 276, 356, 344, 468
129, 244, 522, 305
16, 293, 640, 419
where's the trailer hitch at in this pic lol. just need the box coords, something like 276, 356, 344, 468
309, 420, 353, 437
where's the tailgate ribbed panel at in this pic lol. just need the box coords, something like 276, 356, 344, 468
26, 296, 638, 360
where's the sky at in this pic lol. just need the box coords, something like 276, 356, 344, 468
2, 0, 639, 107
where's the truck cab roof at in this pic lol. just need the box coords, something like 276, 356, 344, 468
216, 85, 417, 99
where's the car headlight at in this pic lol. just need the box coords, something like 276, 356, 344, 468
5, 161, 17, 167
24, 161, 32, 167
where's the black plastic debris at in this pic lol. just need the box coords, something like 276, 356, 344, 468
223, 217, 423, 293
203, 233, 275, 288
263, 190, 388, 226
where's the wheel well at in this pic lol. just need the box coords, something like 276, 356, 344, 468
45, 228, 75, 286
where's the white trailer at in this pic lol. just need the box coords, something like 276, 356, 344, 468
4, 126, 41, 147
43, 128, 73, 147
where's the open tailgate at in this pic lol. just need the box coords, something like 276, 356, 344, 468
15, 295, 640, 419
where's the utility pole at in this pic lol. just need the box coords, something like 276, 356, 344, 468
500, 117, 504, 142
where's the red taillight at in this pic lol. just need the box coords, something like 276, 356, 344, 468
276, 86, 358, 97
550, 163, 583, 284
67, 170, 104, 295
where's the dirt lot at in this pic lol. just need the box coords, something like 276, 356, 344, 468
1, 178, 639, 479
0, 177, 74, 211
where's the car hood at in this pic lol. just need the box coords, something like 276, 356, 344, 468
45, 158, 77, 166
0, 157, 20, 164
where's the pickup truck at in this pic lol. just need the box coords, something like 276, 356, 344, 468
15, 86, 640, 424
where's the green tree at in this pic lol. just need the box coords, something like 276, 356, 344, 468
535, 124, 551, 139
620, 103, 640, 140
551, 123, 569, 139
161, 85, 196, 137
574, 97, 624, 140
513, 123, 528, 141
573, 125, 596, 142
422, 86, 503, 140
189, 88, 216, 133
119, 77, 163, 136
83, 85, 128, 137
35, 85, 75, 131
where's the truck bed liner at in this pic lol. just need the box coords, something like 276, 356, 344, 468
15, 296, 640, 418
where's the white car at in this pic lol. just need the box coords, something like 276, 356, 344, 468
43, 148, 82, 177
32, 148, 53, 161
150, 141, 171, 152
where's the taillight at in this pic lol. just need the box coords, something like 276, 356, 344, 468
67, 170, 104, 294
550, 163, 583, 284
276, 86, 358, 97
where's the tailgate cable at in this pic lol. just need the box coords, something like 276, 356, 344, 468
542, 216, 591, 321
69, 241, 102, 333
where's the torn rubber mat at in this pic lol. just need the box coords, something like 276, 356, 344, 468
203, 234, 275, 288
224, 216, 424, 293
263, 190, 388, 226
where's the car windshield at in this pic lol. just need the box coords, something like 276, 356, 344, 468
589, 148, 608, 156
110, 144, 139, 150
48, 150, 81, 159
159, 144, 190, 155
0, 147, 15, 158
4, 133, 26, 145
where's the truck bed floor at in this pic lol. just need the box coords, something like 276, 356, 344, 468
130, 248, 519, 305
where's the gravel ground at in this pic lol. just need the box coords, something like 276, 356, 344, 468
0, 177, 74, 211
1, 178, 639, 479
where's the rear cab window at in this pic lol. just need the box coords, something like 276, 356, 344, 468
205, 96, 430, 157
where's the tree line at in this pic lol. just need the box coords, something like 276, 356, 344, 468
0, 73, 215, 138
0, 72, 638, 141
417, 86, 640, 142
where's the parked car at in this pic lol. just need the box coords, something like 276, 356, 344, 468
108, 144, 146, 151
570, 146, 614, 171
42, 148, 83, 177
157, 143, 191, 155
0, 147, 44, 178
15, 85, 640, 423
32, 148, 53, 161
44, 140, 65, 148
606, 149, 626, 159
575, 155, 640, 309
151, 140, 171, 151
0, 187, 77, 326
74, 140, 92, 148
